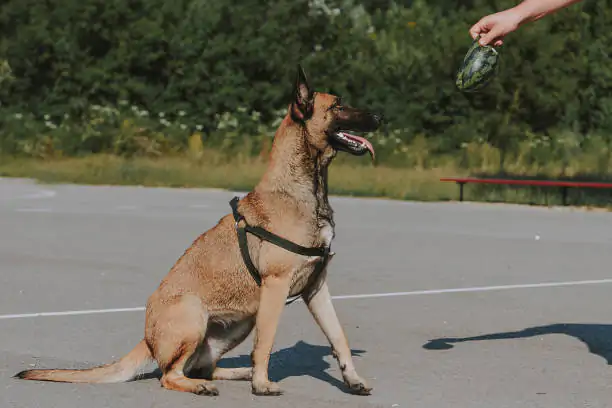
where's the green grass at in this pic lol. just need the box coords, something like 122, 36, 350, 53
1, 151, 611, 210
0, 152, 462, 201
3, 105, 612, 209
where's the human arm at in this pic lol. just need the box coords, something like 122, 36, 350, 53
470, 0, 583, 46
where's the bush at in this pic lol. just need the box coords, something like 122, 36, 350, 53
1, 0, 612, 177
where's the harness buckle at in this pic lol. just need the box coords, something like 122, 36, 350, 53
322, 245, 331, 260
234, 215, 245, 231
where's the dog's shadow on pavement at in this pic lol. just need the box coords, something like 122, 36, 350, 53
217, 340, 366, 393
422, 323, 612, 364
138, 340, 366, 394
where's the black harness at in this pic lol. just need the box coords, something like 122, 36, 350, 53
229, 197, 331, 305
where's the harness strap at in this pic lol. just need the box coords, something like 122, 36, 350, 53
229, 197, 330, 301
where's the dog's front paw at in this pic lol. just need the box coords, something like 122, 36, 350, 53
252, 380, 283, 396
344, 375, 372, 395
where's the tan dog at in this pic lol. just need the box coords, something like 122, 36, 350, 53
15, 65, 383, 397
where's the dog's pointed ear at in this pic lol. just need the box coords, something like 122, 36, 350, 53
291, 64, 314, 122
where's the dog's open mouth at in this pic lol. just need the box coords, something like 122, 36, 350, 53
329, 131, 375, 159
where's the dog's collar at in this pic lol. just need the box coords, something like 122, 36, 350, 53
229, 197, 331, 305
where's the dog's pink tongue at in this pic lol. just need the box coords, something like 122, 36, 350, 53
341, 132, 375, 159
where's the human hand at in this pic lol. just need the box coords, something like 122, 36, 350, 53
469, 8, 525, 47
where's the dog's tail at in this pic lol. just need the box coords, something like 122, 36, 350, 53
14, 339, 152, 384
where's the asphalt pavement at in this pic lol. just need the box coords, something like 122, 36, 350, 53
2, 177, 612, 408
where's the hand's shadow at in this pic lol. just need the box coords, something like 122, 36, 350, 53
423, 323, 612, 364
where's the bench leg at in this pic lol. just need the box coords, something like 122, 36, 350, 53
561, 186, 568, 206
458, 182, 465, 202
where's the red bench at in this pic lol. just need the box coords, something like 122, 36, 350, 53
440, 177, 612, 206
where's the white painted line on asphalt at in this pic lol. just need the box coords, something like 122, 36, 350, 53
2, 278, 612, 321
0, 307, 145, 320
328, 278, 612, 300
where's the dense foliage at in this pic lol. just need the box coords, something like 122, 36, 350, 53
1, 0, 612, 174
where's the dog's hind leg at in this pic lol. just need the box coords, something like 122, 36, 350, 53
212, 367, 253, 381
184, 318, 256, 382
209, 318, 256, 381
150, 295, 219, 396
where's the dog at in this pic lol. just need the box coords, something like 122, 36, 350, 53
15, 65, 383, 397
